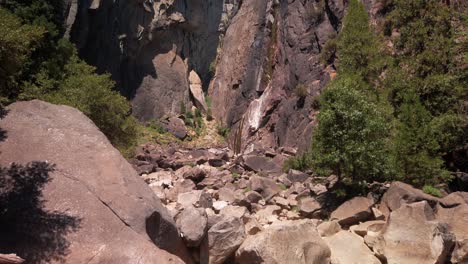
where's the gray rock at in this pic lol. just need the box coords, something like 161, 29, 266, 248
298, 197, 322, 217
330, 196, 374, 226
201, 216, 246, 264
177, 190, 213, 209
287, 169, 309, 183
324, 231, 381, 264
161, 117, 188, 140
236, 220, 330, 264
176, 206, 208, 247
317, 220, 341, 237
244, 191, 263, 204
249, 176, 281, 200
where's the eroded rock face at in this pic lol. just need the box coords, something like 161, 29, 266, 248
209, 0, 345, 152
236, 220, 331, 264
0, 100, 191, 263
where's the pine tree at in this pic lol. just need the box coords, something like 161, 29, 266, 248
336, 0, 381, 81
393, 92, 451, 186
386, 0, 466, 180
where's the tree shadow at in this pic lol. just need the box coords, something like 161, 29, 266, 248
0, 162, 81, 263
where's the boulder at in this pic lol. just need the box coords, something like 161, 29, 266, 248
220, 206, 249, 223
161, 117, 188, 140
451, 239, 468, 263
374, 201, 454, 264
324, 231, 381, 264
182, 166, 206, 183
380, 181, 440, 212
0, 100, 190, 263
310, 183, 328, 196
212, 201, 228, 212
349, 220, 385, 237
236, 220, 331, 264
298, 197, 322, 217
200, 216, 246, 264
176, 206, 208, 247
287, 169, 309, 183
189, 71, 208, 111
330, 196, 374, 226
244, 191, 263, 204
317, 220, 341, 237
242, 155, 280, 173
249, 176, 281, 200
439, 191, 468, 207
177, 190, 213, 209
166, 179, 196, 202
143, 170, 174, 187
244, 218, 263, 235
255, 205, 281, 225
435, 201, 468, 263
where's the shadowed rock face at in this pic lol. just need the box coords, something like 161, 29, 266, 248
70, 0, 238, 121
0, 100, 191, 264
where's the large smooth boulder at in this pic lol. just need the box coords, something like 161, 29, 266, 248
200, 216, 246, 264
236, 220, 331, 264
0, 101, 190, 263
374, 201, 454, 264
324, 231, 381, 264
380, 181, 440, 212
330, 196, 374, 226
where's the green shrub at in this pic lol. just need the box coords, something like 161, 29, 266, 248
216, 123, 230, 138
294, 84, 308, 98
320, 32, 337, 65
283, 155, 311, 172
45, 53, 138, 153
0, 8, 45, 101
422, 185, 443, 197
310, 75, 394, 183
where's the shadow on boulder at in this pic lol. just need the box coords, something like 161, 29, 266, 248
0, 162, 81, 263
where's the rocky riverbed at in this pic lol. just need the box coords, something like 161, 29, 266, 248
131, 142, 468, 264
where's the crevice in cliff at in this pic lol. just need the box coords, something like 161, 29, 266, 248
324, 0, 341, 31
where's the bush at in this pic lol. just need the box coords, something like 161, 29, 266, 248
216, 123, 230, 138
45, 53, 138, 152
0, 8, 44, 101
283, 154, 311, 172
320, 32, 337, 65
310, 75, 394, 183
422, 185, 443, 197
294, 83, 308, 98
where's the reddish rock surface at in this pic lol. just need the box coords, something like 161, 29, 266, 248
0, 100, 191, 264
